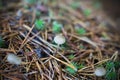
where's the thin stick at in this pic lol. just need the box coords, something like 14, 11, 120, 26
18, 24, 35, 52
43, 49, 77, 71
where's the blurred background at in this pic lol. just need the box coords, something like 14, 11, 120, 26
0, 0, 120, 30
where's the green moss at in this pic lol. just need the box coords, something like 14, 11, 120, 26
35, 19, 45, 30
76, 28, 86, 35
105, 61, 120, 80
83, 9, 91, 16
70, 2, 80, 9
66, 62, 78, 74
52, 21, 62, 33
66, 62, 84, 75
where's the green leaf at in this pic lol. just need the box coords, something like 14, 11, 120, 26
52, 21, 62, 33
66, 66, 76, 74
105, 61, 114, 70
70, 2, 80, 9
105, 61, 119, 80
105, 71, 117, 80
78, 64, 84, 69
76, 28, 86, 35
114, 61, 120, 69
65, 62, 84, 75
24, 0, 37, 4
35, 19, 45, 30
60, 42, 70, 49
66, 62, 78, 74
83, 9, 91, 16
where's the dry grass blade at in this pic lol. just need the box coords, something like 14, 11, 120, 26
18, 24, 35, 52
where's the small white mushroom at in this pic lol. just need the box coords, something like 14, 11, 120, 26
94, 67, 106, 77
7, 53, 22, 65
54, 34, 66, 45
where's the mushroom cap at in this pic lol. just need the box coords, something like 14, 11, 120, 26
7, 53, 22, 65
94, 67, 106, 77
54, 34, 66, 45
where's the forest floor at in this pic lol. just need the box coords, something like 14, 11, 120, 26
0, 0, 120, 80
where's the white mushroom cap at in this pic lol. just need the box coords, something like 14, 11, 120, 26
94, 67, 106, 77
7, 53, 22, 65
54, 34, 66, 45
